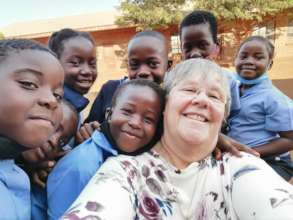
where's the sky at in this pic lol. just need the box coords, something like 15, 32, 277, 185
0, 0, 120, 28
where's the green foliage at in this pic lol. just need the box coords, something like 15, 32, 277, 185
0, 32, 4, 40
194, 0, 293, 21
116, 0, 293, 29
116, 0, 186, 29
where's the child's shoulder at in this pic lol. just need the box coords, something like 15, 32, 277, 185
102, 77, 128, 90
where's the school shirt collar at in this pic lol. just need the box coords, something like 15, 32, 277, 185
0, 136, 24, 160
91, 123, 118, 156
241, 77, 272, 96
63, 85, 89, 112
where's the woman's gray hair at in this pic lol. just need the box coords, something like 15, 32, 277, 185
163, 58, 231, 119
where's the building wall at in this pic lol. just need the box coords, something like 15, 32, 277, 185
32, 10, 293, 105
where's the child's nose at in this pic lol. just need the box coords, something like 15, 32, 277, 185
39, 90, 58, 110
80, 64, 92, 75
128, 115, 142, 128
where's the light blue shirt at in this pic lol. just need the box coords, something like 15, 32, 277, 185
227, 78, 293, 153
47, 130, 118, 220
0, 160, 31, 220
222, 70, 241, 114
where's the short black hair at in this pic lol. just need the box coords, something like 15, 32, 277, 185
132, 30, 166, 44
239, 35, 275, 59
48, 28, 95, 58
180, 10, 218, 43
0, 39, 55, 63
111, 79, 165, 111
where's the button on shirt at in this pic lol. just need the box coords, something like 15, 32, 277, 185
0, 160, 30, 220
47, 130, 118, 220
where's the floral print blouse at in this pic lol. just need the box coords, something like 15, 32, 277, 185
62, 143, 293, 220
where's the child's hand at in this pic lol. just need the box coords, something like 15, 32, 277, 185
75, 121, 100, 144
31, 160, 56, 188
215, 133, 260, 160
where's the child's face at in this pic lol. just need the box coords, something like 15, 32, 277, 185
23, 103, 78, 163
59, 37, 97, 95
0, 50, 64, 148
45, 103, 78, 152
235, 40, 272, 80
127, 36, 168, 84
109, 85, 161, 153
181, 23, 218, 60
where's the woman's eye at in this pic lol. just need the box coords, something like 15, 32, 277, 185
54, 93, 63, 102
19, 81, 38, 90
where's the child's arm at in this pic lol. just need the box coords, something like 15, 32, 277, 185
215, 133, 259, 159
75, 121, 100, 144
253, 131, 293, 157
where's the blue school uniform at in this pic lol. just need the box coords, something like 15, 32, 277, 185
227, 77, 293, 179
0, 137, 31, 220
85, 77, 127, 123
222, 70, 241, 114
64, 85, 89, 113
47, 130, 118, 220
31, 185, 47, 220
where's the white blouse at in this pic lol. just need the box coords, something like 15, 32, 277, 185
62, 143, 293, 220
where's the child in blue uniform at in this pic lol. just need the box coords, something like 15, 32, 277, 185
227, 36, 293, 181
47, 79, 165, 219
178, 10, 260, 155
48, 28, 97, 114
0, 39, 64, 220
84, 30, 168, 125
19, 100, 78, 220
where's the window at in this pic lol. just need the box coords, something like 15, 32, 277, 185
287, 16, 293, 38
171, 33, 181, 54
252, 21, 275, 42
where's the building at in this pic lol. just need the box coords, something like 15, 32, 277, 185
2, 9, 293, 103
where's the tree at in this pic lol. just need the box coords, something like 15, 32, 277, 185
116, 0, 293, 29
0, 32, 4, 40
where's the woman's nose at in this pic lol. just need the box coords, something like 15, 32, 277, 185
191, 92, 209, 108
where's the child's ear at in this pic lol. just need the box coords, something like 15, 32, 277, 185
268, 59, 274, 70
167, 59, 173, 71
105, 107, 112, 121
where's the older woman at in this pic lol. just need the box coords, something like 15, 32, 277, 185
62, 59, 293, 219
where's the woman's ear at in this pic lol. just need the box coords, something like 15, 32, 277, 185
105, 107, 112, 121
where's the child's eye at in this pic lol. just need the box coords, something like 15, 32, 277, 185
148, 61, 159, 69
18, 81, 38, 90
89, 60, 97, 68
121, 108, 133, 115
182, 88, 196, 93
129, 61, 139, 70
69, 60, 80, 67
144, 116, 155, 124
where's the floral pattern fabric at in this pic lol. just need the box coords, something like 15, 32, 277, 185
62, 144, 293, 220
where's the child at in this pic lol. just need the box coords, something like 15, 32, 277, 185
25, 100, 79, 220
48, 28, 97, 113
227, 36, 293, 181
47, 79, 165, 219
178, 10, 260, 155
0, 39, 64, 219
84, 30, 168, 125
